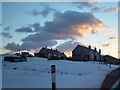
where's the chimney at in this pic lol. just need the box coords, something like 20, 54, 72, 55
99, 49, 101, 54
88, 44, 91, 50
94, 47, 97, 52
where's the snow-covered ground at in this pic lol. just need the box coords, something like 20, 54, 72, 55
0, 55, 2, 89
1, 55, 119, 88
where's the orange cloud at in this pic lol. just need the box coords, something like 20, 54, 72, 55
72, 22, 107, 40
12, 41, 17, 44
64, 50, 72, 57
75, 22, 106, 34
109, 36, 120, 40
103, 7, 119, 12
96, 42, 112, 47
91, 29, 97, 34
105, 29, 117, 35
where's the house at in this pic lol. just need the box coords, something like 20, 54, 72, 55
72, 44, 101, 61
21, 52, 29, 57
102, 55, 120, 65
4, 54, 27, 62
34, 47, 67, 60
15, 53, 21, 56
15, 52, 33, 57
59, 53, 67, 59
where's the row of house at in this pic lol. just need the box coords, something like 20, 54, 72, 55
4, 44, 119, 64
72, 44, 120, 64
34, 45, 102, 61
34, 47, 67, 60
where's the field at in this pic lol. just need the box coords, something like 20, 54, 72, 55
1, 55, 119, 88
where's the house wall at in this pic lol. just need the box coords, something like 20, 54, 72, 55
72, 53, 85, 61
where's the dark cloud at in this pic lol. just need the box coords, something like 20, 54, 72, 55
109, 36, 120, 40
20, 40, 57, 51
21, 10, 106, 51
91, 6, 105, 13
73, 2, 97, 9
28, 4, 56, 17
91, 6, 118, 13
103, 44, 111, 47
18, 11, 106, 43
15, 23, 41, 33
0, 32, 12, 38
57, 40, 81, 52
43, 11, 106, 38
4, 26, 11, 31
5, 40, 57, 51
103, 7, 118, 13
23, 11, 104, 42
96, 42, 112, 47
22, 32, 56, 42
5, 42, 21, 51
15, 26, 34, 33
6, 10, 106, 52
30, 23, 41, 32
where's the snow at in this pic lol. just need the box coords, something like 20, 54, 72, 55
1, 56, 119, 88
0, 55, 2, 89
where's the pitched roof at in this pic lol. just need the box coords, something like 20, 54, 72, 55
72, 44, 88, 55
72, 44, 100, 55
38, 47, 61, 55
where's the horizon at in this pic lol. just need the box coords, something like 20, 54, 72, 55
2, 44, 120, 59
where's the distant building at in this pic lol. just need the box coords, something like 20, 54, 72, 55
102, 55, 120, 65
4, 54, 27, 62
72, 44, 101, 61
15, 53, 21, 57
59, 53, 67, 59
15, 52, 33, 57
21, 52, 29, 57
34, 47, 67, 60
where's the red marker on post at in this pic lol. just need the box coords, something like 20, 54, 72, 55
51, 65, 56, 90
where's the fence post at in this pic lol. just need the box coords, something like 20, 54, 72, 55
51, 65, 56, 90
109, 64, 111, 68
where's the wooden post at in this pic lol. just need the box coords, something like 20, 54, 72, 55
109, 64, 111, 68
51, 65, 56, 90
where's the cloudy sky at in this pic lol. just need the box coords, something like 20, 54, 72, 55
0, 0, 119, 58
